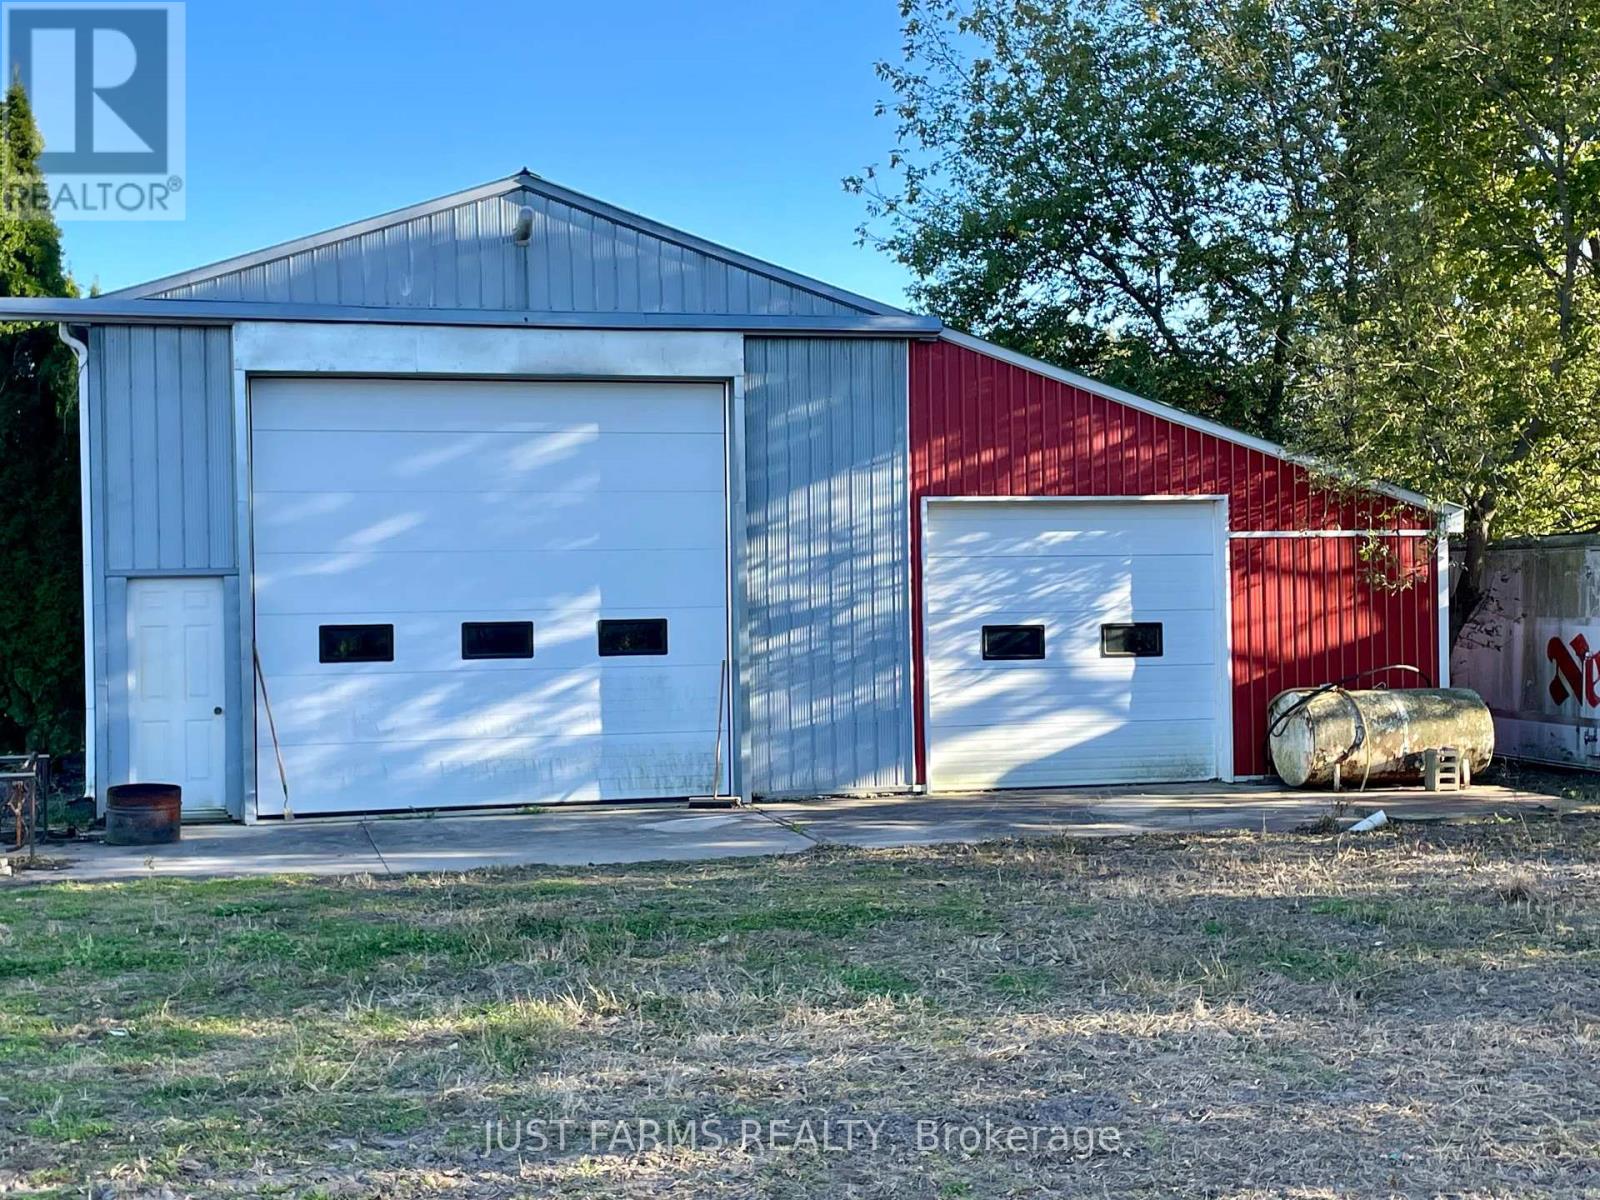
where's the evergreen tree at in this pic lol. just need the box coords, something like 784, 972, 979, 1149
0, 77, 81, 751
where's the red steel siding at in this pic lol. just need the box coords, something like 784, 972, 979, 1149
911, 338, 1441, 779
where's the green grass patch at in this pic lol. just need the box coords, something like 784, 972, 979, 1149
1243, 939, 1370, 982
1309, 897, 1394, 925
989, 967, 1056, 998
837, 964, 920, 997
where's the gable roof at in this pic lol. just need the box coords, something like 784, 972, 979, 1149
0, 170, 1460, 526
107, 170, 913, 321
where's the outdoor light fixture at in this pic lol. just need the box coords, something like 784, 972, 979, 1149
512, 205, 534, 244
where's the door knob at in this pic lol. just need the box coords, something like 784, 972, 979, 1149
213, 706, 223, 716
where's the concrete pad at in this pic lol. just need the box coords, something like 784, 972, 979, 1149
11, 804, 811, 885
5, 781, 1578, 886
756, 782, 1571, 848
361, 806, 809, 873
12, 817, 388, 882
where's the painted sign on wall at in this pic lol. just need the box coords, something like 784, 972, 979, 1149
1453, 539, 1600, 771
1548, 629, 1600, 708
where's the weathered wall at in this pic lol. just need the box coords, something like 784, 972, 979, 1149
1453, 537, 1600, 769
743, 338, 913, 794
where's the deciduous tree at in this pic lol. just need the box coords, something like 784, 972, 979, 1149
853, 0, 1600, 642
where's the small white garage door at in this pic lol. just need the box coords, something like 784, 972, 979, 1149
923, 499, 1230, 790
250, 377, 729, 815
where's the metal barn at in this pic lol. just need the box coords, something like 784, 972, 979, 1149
1, 172, 1462, 820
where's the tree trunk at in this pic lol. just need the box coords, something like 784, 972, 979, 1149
1450, 495, 1495, 648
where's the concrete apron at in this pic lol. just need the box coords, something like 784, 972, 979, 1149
2, 782, 1574, 885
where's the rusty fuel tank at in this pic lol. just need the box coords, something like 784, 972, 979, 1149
1267, 688, 1494, 789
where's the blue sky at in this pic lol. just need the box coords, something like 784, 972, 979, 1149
57, 0, 919, 307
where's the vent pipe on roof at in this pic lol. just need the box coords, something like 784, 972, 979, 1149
512, 206, 534, 245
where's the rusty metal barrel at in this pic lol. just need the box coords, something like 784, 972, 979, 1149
105, 783, 182, 846
1267, 688, 1494, 788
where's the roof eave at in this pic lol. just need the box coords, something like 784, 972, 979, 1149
1, 296, 942, 336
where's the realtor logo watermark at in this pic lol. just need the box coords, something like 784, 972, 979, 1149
2, 1, 185, 218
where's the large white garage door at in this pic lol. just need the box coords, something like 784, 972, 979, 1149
251, 377, 729, 815
923, 500, 1229, 790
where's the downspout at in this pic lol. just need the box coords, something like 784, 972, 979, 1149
1436, 530, 1452, 688
57, 323, 95, 809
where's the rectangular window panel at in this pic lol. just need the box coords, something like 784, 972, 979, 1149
981, 624, 1046, 661
319, 624, 393, 664
1101, 622, 1164, 658
461, 621, 534, 660
598, 618, 669, 657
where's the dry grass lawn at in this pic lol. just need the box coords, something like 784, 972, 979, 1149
2, 813, 1598, 1197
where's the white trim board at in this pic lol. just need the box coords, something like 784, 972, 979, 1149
921, 493, 1228, 505
902, 343, 919, 789
1228, 529, 1437, 539
0, 297, 941, 335
938, 329, 1464, 533
59, 324, 95, 805
232, 323, 744, 379
1436, 535, 1452, 688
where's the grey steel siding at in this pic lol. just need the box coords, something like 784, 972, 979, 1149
158, 189, 860, 317
88, 325, 238, 808
743, 338, 913, 794
159, 195, 528, 309
96, 326, 234, 571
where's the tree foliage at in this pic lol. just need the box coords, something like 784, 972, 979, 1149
0, 78, 81, 751
1294, 0, 1600, 631
852, 0, 1600, 639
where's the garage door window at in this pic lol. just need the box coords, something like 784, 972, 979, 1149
1101, 622, 1163, 657
462, 621, 534, 660
319, 624, 394, 664
598, 618, 668, 657
981, 624, 1045, 661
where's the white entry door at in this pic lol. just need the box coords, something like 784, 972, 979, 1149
923, 499, 1231, 790
126, 577, 228, 814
